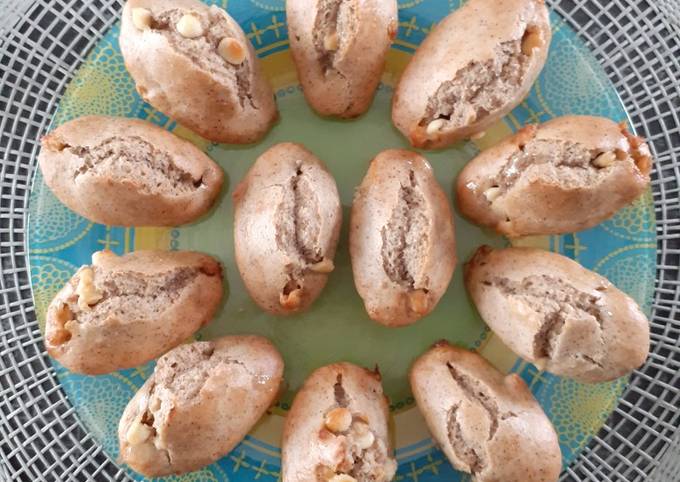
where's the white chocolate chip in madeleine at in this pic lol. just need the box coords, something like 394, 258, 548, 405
484, 186, 502, 203
323, 32, 339, 51
131, 8, 152, 31
76, 267, 102, 310
521, 26, 543, 55
176, 13, 204, 39
49, 304, 73, 345
383, 459, 398, 480
324, 407, 352, 433
352, 421, 375, 449
426, 118, 446, 136
408, 289, 429, 315
592, 151, 617, 168
310, 258, 334, 273
316, 465, 337, 481
279, 286, 303, 310
218, 37, 246, 65
148, 396, 161, 412
126, 419, 153, 446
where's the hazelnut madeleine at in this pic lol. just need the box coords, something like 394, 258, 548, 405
350, 149, 456, 327
392, 0, 551, 149
45, 250, 223, 375
120, 0, 277, 144
457, 116, 652, 237
282, 363, 397, 482
410, 342, 562, 482
465, 246, 650, 383
233, 143, 342, 315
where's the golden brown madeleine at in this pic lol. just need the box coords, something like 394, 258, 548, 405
350, 149, 456, 327
38, 115, 223, 226
45, 250, 223, 374
120, 0, 277, 143
287, 0, 398, 117
410, 342, 562, 482
465, 246, 650, 383
456, 116, 652, 237
233, 143, 342, 315
392, 0, 551, 149
119, 336, 284, 476
282, 363, 397, 482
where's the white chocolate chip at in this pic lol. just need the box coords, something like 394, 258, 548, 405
592, 151, 617, 168
615, 149, 628, 160
50, 304, 74, 345
353, 420, 371, 435
64, 320, 77, 333
91, 250, 114, 266
130, 441, 157, 466
279, 287, 303, 309
218, 37, 246, 65
148, 396, 161, 412
484, 186, 502, 203
126, 420, 153, 445
324, 32, 339, 51
354, 428, 374, 449
383, 459, 398, 480
521, 28, 543, 55
76, 267, 103, 310
131, 8, 152, 31
408, 289, 429, 315
462, 106, 477, 125
176, 13, 203, 38
426, 119, 446, 136
310, 259, 334, 273
329, 475, 357, 482
324, 407, 352, 433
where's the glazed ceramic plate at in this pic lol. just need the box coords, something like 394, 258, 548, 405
28, 0, 656, 480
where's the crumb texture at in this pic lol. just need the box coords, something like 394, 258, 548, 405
150, 8, 254, 107
65, 266, 202, 326
275, 164, 324, 295
445, 363, 516, 476
492, 275, 605, 367
421, 40, 529, 128
68, 136, 202, 195
489, 138, 626, 195
313, 0, 357, 73
381, 170, 429, 289
152, 341, 250, 401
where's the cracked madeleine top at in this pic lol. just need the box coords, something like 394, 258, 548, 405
410, 341, 562, 482
45, 250, 223, 375
118, 335, 284, 477
287, 0, 398, 117
282, 362, 397, 482
38, 115, 223, 226
233, 142, 342, 315
456, 115, 652, 237
464, 246, 650, 383
350, 149, 456, 327
119, 0, 277, 143
392, 0, 551, 149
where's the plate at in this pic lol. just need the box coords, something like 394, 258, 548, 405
28, 1, 656, 480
